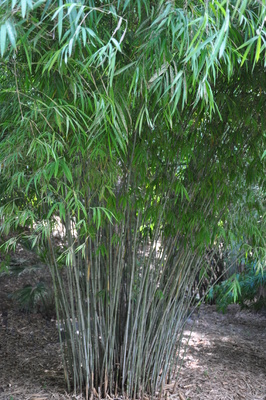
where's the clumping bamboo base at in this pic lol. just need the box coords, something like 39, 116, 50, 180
1, 265, 266, 400
47, 207, 207, 399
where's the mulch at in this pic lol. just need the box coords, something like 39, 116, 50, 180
174, 304, 266, 400
0, 250, 266, 400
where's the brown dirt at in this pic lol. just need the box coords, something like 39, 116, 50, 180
0, 247, 70, 400
175, 305, 266, 400
1, 250, 266, 400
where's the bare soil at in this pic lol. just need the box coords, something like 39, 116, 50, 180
0, 250, 266, 400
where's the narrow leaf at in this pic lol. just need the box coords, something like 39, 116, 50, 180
255, 35, 261, 63
21, 0, 27, 18
6, 20, 16, 49
0, 24, 7, 57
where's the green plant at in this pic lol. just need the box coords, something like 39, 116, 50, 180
207, 261, 266, 313
10, 281, 54, 314
0, 1, 265, 399
0, 256, 43, 276
0, 254, 10, 274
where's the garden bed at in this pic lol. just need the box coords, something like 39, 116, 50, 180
0, 256, 266, 400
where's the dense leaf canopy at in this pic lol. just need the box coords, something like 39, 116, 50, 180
1, 0, 265, 240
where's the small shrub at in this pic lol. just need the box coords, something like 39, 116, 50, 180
207, 261, 266, 312
10, 281, 55, 318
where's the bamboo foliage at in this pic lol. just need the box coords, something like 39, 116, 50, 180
43, 170, 209, 397
0, 0, 266, 398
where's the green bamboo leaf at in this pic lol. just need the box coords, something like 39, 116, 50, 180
255, 35, 261, 63
231, 0, 242, 20
114, 61, 136, 76
181, 185, 190, 202
6, 20, 16, 49
21, 0, 27, 18
239, 0, 248, 18
27, 0, 33, 10
59, 203, 66, 221
86, 27, 97, 39
81, 27, 87, 46
68, 38, 74, 57
213, 0, 228, 17
240, 41, 254, 66
52, 3, 64, 20
32, 0, 46, 9
187, 15, 207, 51
116, 103, 128, 133
219, 33, 228, 59
19, 35, 32, 73
135, 104, 145, 133
163, 70, 182, 96
55, 109, 62, 131
47, 202, 59, 219
211, 11, 230, 62
110, 37, 121, 52
61, 161, 73, 183
66, 3, 76, 16
58, 0, 63, 41
42, 49, 61, 72
122, 0, 130, 12
54, 159, 59, 177
0, 23, 7, 57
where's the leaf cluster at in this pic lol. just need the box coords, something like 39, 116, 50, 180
208, 259, 266, 312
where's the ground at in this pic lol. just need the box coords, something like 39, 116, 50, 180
0, 252, 266, 400
176, 305, 266, 400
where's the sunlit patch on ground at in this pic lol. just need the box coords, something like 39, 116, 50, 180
175, 304, 266, 400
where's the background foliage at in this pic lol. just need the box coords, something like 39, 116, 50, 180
207, 258, 266, 312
